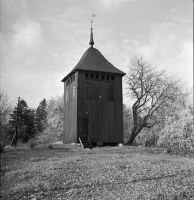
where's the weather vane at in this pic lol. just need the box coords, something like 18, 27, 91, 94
91, 14, 96, 30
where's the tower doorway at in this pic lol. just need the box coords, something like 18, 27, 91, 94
79, 118, 88, 137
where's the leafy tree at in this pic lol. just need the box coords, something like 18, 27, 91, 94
22, 108, 36, 142
46, 95, 63, 130
156, 89, 193, 152
10, 99, 27, 128
37, 95, 63, 144
157, 109, 193, 152
125, 56, 180, 145
123, 104, 133, 142
133, 84, 193, 147
36, 98, 47, 133
9, 99, 36, 142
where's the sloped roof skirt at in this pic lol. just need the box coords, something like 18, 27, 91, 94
61, 47, 126, 82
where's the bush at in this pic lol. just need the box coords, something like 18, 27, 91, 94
29, 139, 37, 149
134, 129, 158, 147
166, 148, 172, 154
0, 143, 4, 153
37, 127, 62, 144
48, 144, 53, 149
157, 109, 194, 153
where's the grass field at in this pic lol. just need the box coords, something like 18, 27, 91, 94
1, 144, 194, 200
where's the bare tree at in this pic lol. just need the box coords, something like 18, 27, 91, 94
0, 91, 12, 126
125, 57, 180, 145
0, 91, 13, 144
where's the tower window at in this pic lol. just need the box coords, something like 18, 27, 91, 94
90, 73, 94, 79
66, 90, 69, 103
71, 74, 75, 82
111, 75, 114, 81
106, 75, 110, 81
85, 73, 89, 78
101, 74, 105, 80
95, 74, 99, 79
66, 78, 71, 86
72, 85, 75, 100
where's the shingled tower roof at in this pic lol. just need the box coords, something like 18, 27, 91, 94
61, 28, 126, 82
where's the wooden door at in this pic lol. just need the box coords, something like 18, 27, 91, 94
79, 118, 88, 137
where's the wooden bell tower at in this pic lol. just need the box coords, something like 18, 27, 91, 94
61, 23, 126, 144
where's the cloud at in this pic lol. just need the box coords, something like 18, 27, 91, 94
2, 0, 192, 108
136, 23, 179, 58
128, 20, 192, 68
11, 1, 42, 51
120, 16, 193, 88
97, 0, 122, 11
1, 0, 43, 54
12, 20, 42, 50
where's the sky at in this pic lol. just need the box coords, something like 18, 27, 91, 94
1, 0, 193, 108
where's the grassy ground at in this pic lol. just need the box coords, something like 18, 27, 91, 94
1, 144, 194, 200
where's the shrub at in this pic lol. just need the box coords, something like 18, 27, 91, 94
0, 143, 4, 153
166, 148, 172, 154
37, 127, 62, 144
29, 139, 36, 149
157, 109, 194, 153
48, 144, 53, 149
134, 129, 158, 147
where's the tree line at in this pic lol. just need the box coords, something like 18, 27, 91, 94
0, 94, 63, 146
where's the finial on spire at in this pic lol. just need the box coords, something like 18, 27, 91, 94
89, 14, 96, 47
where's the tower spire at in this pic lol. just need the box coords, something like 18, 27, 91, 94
89, 14, 95, 47
89, 28, 94, 47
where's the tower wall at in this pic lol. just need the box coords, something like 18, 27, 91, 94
77, 71, 123, 143
63, 72, 78, 143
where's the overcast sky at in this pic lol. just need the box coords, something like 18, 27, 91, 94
1, 0, 193, 108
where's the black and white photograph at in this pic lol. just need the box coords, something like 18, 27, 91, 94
1, 0, 193, 199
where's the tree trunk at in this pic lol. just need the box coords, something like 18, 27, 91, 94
126, 105, 145, 145
126, 125, 144, 145
127, 130, 136, 145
